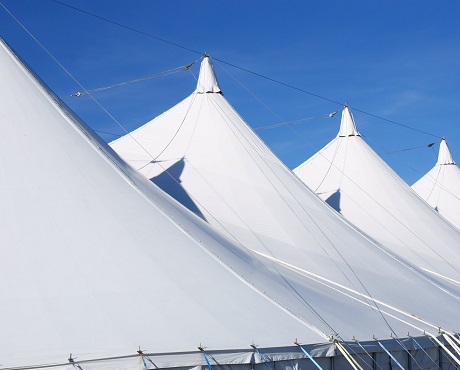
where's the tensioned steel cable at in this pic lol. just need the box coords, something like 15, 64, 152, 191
45, 0, 442, 139
48, 0, 203, 55
70, 64, 191, 96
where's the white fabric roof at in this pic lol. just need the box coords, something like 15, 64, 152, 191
412, 138, 460, 230
0, 38, 360, 368
294, 107, 460, 287
111, 56, 460, 346
9, 34, 460, 370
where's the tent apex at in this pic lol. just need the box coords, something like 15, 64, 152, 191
195, 54, 221, 94
338, 105, 360, 137
437, 138, 456, 165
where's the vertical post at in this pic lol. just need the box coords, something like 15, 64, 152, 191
438, 346, 443, 370
372, 352, 376, 370
407, 350, 411, 370
375, 341, 404, 370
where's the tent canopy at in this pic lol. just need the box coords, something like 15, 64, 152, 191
8, 33, 460, 370
294, 106, 460, 287
0, 37, 353, 369
111, 56, 460, 346
412, 138, 460, 229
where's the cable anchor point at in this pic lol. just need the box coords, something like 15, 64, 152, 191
198, 343, 206, 352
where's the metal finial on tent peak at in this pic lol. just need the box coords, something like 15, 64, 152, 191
202, 52, 210, 59
137, 346, 144, 355
195, 54, 221, 93
338, 104, 360, 137
68, 353, 75, 363
250, 342, 258, 349
437, 138, 456, 165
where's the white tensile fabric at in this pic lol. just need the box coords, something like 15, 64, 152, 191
294, 107, 460, 286
412, 139, 460, 230
5, 35, 458, 370
111, 56, 460, 346
0, 38, 361, 369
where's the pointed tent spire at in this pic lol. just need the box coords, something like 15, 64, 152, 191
338, 105, 360, 137
437, 138, 455, 165
195, 55, 221, 94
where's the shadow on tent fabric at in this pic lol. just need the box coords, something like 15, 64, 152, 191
151, 158, 207, 221
325, 189, 341, 213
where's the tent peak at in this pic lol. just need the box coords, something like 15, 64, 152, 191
437, 138, 456, 165
195, 54, 222, 94
338, 105, 360, 137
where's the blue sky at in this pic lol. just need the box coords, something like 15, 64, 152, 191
1, 0, 460, 184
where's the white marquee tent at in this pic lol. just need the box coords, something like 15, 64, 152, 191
0, 37, 352, 370
110, 55, 460, 364
412, 138, 460, 230
5, 36, 460, 370
294, 106, 460, 289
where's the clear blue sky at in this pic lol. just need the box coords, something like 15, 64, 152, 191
1, 0, 460, 184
